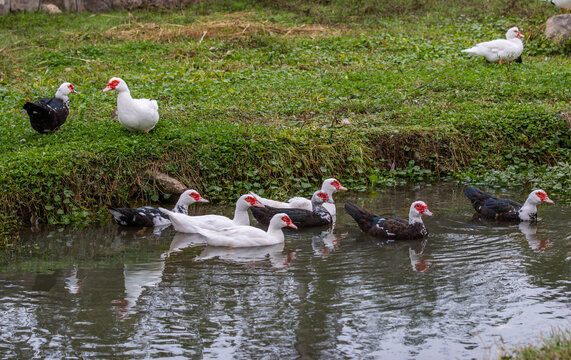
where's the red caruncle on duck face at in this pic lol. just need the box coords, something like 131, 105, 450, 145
317, 192, 329, 202
107, 79, 120, 89
190, 192, 201, 201
67, 84, 76, 93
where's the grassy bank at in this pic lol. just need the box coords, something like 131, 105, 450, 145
500, 329, 571, 359
0, 0, 570, 244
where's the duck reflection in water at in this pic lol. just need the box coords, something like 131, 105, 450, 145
162, 232, 207, 259
518, 222, 551, 251
196, 243, 296, 268
311, 229, 347, 258
469, 214, 551, 251
409, 239, 431, 273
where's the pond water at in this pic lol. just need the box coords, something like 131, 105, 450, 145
1, 184, 569, 359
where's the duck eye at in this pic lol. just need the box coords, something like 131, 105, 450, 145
245, 196, 256, 205
281, 216, 290, 224
190, 192, 200, 200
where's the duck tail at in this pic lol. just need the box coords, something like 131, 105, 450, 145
344, 202, 376, 233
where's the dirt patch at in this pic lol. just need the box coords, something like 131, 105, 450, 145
105, 12, 343, 42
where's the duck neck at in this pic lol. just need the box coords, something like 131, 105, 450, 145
266, 226, 285, 242
518, 198, 538, 221
232, 205, 250, 226
54, 89, 69, 104
408, 211, 424, 225
172, 201, 189, 215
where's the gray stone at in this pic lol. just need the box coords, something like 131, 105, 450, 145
545, 14, 571, 45
143, 169, 187, 195
40, 3, 61, 13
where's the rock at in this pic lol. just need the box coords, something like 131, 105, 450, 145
545, 14, 571, 45
40, 3, 61, 13
143, 169, 187, 195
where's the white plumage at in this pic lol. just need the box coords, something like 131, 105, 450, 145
462, 27, 524, 64
249, 178, 347, 217
103, 77, 159, 133
191, 213, 297, 248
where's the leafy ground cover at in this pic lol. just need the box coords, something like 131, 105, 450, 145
0, 0, 569, 242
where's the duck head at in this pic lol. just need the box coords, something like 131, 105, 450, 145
506, 26, 523, 39
312, 190, 333, 205
102, 77, 129, 93
409, 201, 433, 224
181, 189, 209, 205
323, 178, 348, 193
237, 194, 265, 209
55, 82, 76, 98
527, 190, 554, 205
271, 213, 298, 230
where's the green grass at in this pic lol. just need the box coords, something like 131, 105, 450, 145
0, 0, 570, 242
500, 329, 571, 360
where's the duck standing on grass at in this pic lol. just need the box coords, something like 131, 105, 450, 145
102, 77, 159, 133
23, 82, 76, 133
543, 0, 571, 13
462, 27, 524, 68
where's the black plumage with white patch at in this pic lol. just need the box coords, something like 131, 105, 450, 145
23, 97, 70, 133
108, 206, 169, 227
344, 202, 428, 240
464, 186, 523, 222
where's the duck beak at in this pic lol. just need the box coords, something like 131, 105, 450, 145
543, 198, 554, 204
253, 201, 265, 208
288, 223, 298, 230
198, 198, 209, 203
423, 209, 433, 216
337, 185, 348, 191
102, 86, 112, 92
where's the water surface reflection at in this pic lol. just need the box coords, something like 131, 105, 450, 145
1, 184, 569, 359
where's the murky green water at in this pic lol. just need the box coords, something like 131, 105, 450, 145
1, 184, 569, 359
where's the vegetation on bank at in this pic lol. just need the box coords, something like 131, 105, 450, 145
500, 329, 571, 360
0, 0, 569, 244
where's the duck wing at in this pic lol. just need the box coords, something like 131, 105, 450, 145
23, 97, 69, 133
250, 205, 330, 227
109, 206, 165, 227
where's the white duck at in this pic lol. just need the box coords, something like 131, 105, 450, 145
102, 77, 159, 133
160, 194, 264, 233
250, 178, 347, 216
543, 0, 571, 13
462, 27, 524, 65
192, 213, 298, 248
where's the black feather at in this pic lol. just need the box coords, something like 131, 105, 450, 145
23, 97, 69, 133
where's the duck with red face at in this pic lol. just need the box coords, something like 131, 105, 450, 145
344, 201, 433, 240
103, 77, 159, 133
464, 187, 554, 222
23, 82, 77, 133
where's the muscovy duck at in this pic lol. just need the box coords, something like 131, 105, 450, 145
462, 27, 524, 66
160, 194, 264, 233
464, 187, 553, 222
250, 178, 347, 216
250, 190, 333, 228
344, 201, 433, 240
543, 0, 571, 13
190, 213, 297, 248
109, 189, 208, 227
23, 82, 76, 133
102, 77, 159, 133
